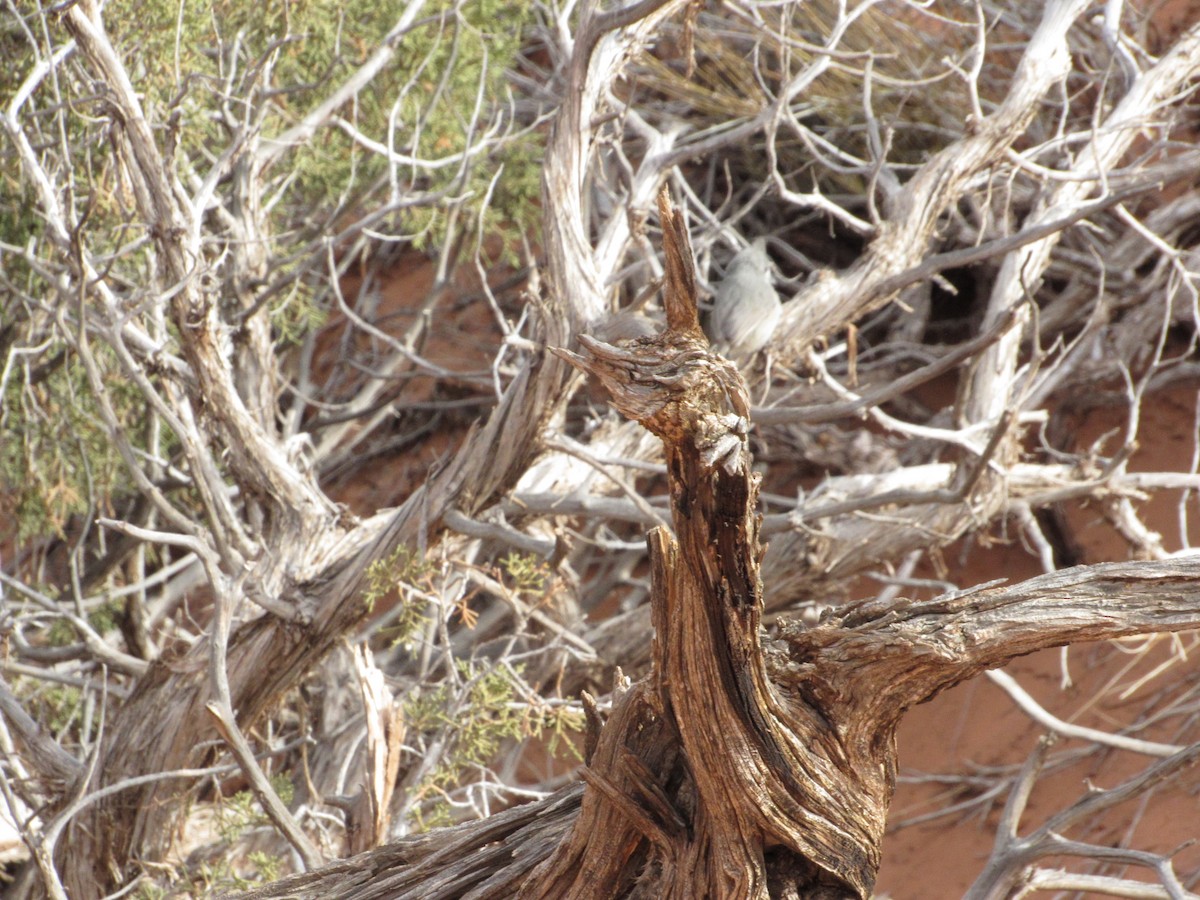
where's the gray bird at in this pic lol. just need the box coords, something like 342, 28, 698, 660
708, 237, 780, 360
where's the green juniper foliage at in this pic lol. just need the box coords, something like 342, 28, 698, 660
1, 0, 540, 548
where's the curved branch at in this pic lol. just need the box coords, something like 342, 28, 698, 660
775, 0, 1091, 359
786, 557, 1200, 728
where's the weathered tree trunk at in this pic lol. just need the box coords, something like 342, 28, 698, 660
525, 188, 883, 897
235, 190, 1200, 900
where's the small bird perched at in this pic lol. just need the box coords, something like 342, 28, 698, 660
708, 237, 780, 360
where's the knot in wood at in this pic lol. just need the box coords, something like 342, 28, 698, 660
557, 334, 751, 471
